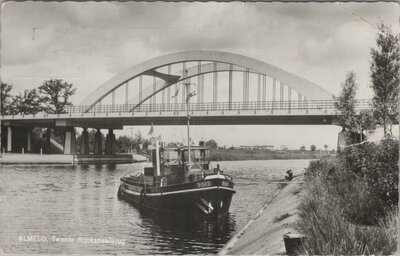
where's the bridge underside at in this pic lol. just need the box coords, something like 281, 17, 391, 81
2, 110, 336, 128
63, 115, 334, 126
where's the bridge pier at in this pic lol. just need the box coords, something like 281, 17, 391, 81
27, 129, 32, 153
94, 129, 103, 155
6, 126, 12, 152
80, 128, 89, 155
105, 129, 116, 155
4, 126, 34, 153
63, 127, 76, 155
43, 128, 51, 154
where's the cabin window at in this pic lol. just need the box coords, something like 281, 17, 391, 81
183, 149, 209, 163
183, 150, 196, 163
194, 150, 207, 162
163, 150, 180, 164
195, 150, 202, 160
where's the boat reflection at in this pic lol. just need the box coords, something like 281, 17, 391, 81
136, 208, 237, 254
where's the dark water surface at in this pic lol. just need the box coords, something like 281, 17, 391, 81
0, 159, 310, 255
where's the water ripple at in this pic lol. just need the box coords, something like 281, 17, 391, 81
0, 159, 310, 254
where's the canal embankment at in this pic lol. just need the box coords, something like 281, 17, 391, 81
219, 173, 305, 255
220, 139, 398, 255
0, 153, 147, 164
0, 153, 74, 164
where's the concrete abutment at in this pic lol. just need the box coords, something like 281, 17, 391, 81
337, 129, 365, 152
63, 127, 77, 155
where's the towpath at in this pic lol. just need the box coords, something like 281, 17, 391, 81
219, 175, 304, 255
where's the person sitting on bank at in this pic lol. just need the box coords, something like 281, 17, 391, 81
285, 169, 293, 181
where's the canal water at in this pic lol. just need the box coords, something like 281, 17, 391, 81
0, 159, 311, 255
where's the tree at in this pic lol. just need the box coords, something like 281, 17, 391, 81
370, 23, 400, 137
1, 82, 13, 115
39, 79, 76, 114
310, 145, 316, 151
334, 72, 359, 132
300, 145, 306, 151
12, 89, 43, 115
134, 130, 143, 145
132, 130, 150, 151
116, 135, 131, 153
324, 144, 329, 151
357, 109, 377, 140
205, 139, 218, 148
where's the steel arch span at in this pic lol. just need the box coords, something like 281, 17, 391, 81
80, 50, 334, 112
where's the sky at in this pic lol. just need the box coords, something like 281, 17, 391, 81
1, 1, 399, 149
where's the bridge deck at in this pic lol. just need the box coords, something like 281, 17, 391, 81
1, 100, 370, 128
2, 109, 336, 128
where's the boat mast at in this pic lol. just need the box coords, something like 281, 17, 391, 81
184, 69, 195, 165
155, 136, 160, 176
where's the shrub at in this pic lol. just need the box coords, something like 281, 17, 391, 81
340, 139, 399, 206
299, 139, 398, 254
298, 193, 397, 255
306, 156, 337, 178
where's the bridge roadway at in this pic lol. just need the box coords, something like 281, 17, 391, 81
1, 109, 336, 129
0, 100, 371, 129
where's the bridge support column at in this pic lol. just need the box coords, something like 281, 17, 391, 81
44, 128, 51, 154
80, 128, 89, 155
272, 78, 276, 109
63, 127, 76, 155
27, 129, 32, 153
105, 129, 116, 155
94, 129, 103, 155
6, 126, 12, 152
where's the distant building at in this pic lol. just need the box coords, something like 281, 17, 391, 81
239, 145, 274, 150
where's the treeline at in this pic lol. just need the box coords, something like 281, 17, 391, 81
209, 148, 333, 161
1, 79, 76, 115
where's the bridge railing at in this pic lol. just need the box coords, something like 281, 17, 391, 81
62, 99, 371, 114
1, 99, 372, 117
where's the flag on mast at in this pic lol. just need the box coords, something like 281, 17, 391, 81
171, 87, 180, 98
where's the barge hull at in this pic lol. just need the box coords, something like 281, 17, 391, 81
120, 186, 234, 219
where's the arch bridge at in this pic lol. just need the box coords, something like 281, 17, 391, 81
1, 50, 370, 154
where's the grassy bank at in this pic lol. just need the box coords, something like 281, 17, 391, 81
209, 148, 332, 161
297, 139, 398, 254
